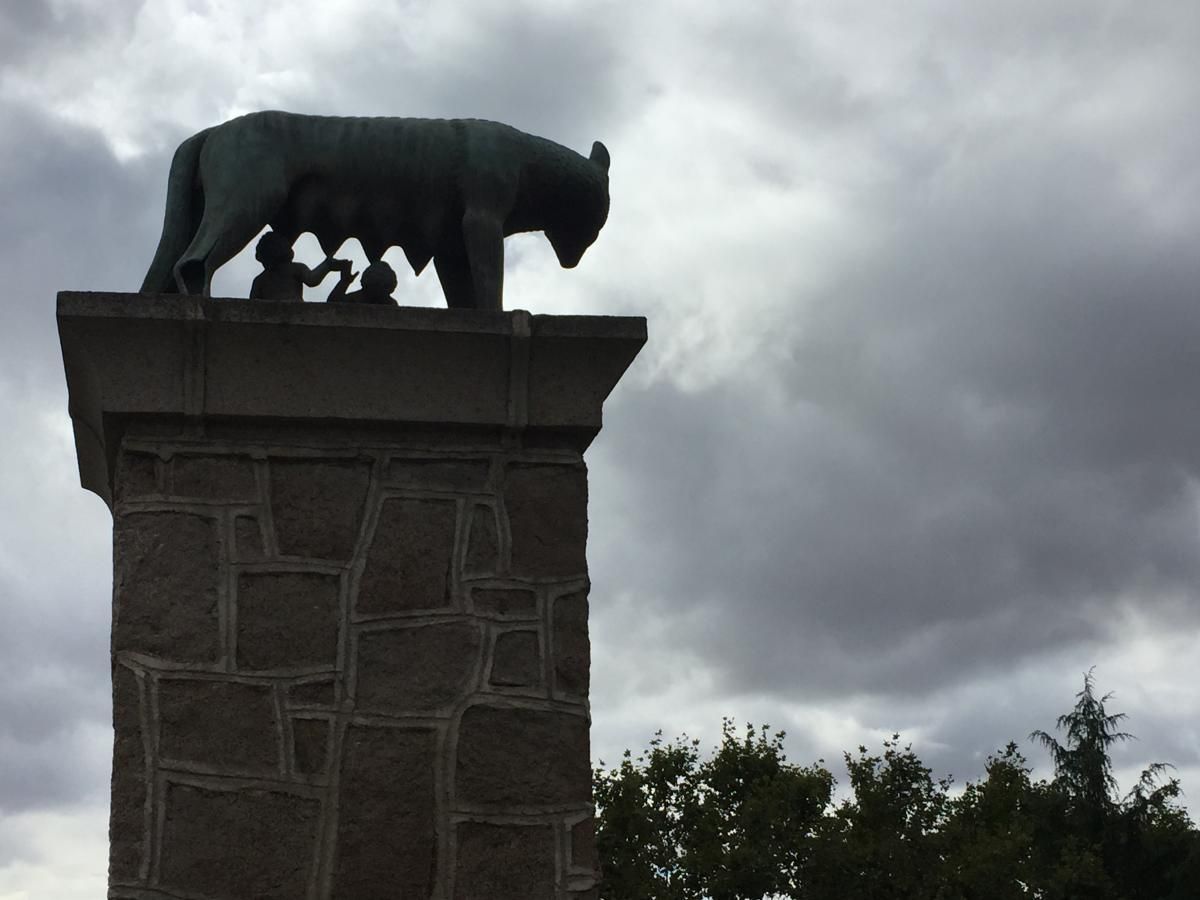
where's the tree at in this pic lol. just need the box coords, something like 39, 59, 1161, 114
594, 672, 1199, 899
594, 720, 832, 900
1027, 668, 1198, 898
803, 734, 952, 898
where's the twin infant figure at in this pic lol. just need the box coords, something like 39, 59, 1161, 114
248, 231, 398, 306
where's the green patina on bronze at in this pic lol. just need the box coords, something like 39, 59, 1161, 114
141, 111, 611, 310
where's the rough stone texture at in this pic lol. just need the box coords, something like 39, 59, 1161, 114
333, 725, 437, 899
356, 622, 481, 714
464, 504, 499, 575
572, 818, 598, 871
553, 590, 591, 698
292, 716, 330, 776
114, 452, 158, 501
114, 511, 220, 663
237, 571, 341, 671
490, 630, 542, 688
159, 783, 320, 899
234, 515, 264, 561
289, 677, 336, 708
389, 458, 490, 492
158, 679, 280, 773
359, 497, 457, 614
473, 587, 538, 619
270, 458, 370, 561
454, 822, 556, 900
171, 454, 257, 500
106, 443, 599, 898
505, 463, 588, 576
457, 705, 592, 807
108, 665, 145, 883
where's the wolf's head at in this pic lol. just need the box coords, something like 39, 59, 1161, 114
545, 141, 610, 269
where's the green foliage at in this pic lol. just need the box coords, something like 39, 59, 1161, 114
594, 720, 832, 900
594, 672, 1198, 900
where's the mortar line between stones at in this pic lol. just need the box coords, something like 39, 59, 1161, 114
149, 770, 167, 887
133, 666, 153, 885
452, 496, 466, 611
221, 508, 235, 674
274, 684, 290, 780
255, 458, 280, 558
554, 815, 566, 899
146, 674, 163, 887
314, 453, 383, 899
432, 720, 451, 900
313, 714, 348, 900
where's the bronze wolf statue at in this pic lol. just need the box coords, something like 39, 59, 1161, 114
141, 111, 611, 310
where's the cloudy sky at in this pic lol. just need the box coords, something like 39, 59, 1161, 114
3, 0, 1200, 894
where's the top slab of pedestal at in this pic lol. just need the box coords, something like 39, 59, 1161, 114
57, 292, 646, 507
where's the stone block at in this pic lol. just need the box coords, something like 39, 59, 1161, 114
234, 515, 264, 561
109, 665, 146, 883
114, 511, 220, 663
504, 463, 588, 577
571, 818, 598, 871
454, 822, 556, 900
355, 622, 481, 714
292, 716, 330, 776
288, 677, 336, 708
472, 587, 538, 619
171, 454, 258, 501
490, 630, 542, 688
388, 457, 490, 492
159, 782, 320, 899
158, 678, 279, 773
333, 724, 437, 899
270, 458, 370, 561
358, 497, 457, 614
236, 571, 340, 671
464, 504, 499, 575
456, 705, 591, 807
553, 590, 590, 698
114, 451, 158, 501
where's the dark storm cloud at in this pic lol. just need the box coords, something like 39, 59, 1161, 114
0, 100, 144, 823
0, 99, 164, 380
587, 4, 1200, 715
299, 1, 637, 148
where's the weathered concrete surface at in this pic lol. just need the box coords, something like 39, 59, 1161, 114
60, 292, 644, 899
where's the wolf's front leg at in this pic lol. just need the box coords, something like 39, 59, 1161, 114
462, 209, 505, 311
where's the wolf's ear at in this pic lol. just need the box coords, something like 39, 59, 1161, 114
590, 141, 610, 173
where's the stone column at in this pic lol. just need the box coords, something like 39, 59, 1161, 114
58, 293, 645, 900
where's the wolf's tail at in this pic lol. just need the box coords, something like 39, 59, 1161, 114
140, 128, 211, 293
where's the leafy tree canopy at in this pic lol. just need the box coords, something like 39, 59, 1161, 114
594, 672, 1199, 899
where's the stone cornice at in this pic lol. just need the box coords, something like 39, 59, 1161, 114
57, 292, 646, 508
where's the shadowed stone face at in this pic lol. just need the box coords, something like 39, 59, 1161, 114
456, 704, 592, 807
158, 679, 280, 773
159, 784, 320, 899
114, 511, 220, 663
359, 497, 458, 614
355, 621, 482, 714
270, 458, 370, 561
333, 725, 437, 899
454, 822, 557, 900
237, 571, 341, 671
505, 463, 588, 576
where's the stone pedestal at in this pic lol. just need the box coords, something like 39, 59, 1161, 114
58, 293, 645, 900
